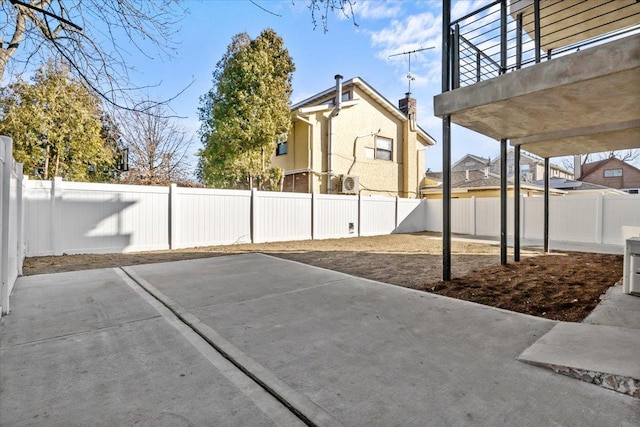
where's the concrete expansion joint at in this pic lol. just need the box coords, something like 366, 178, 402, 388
118, 266, 344, 427
0, 315, 161, 351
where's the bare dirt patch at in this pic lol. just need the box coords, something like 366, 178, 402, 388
22, 233, 622, 322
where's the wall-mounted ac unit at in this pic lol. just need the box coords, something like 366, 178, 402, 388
339, 175, 359, 194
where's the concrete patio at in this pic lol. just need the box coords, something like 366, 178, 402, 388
1, 253, 638, 426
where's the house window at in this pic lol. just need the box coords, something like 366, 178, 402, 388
276, 141, 288, 156
374, 136, 392, 161
603, 168, 622, 178
341, 91, 351, 102
464, 161, 475, 167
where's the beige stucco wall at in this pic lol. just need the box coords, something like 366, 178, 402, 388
330, 87, 404, 196
274, 85, 428, 197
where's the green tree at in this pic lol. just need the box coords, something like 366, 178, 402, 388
198, 29, 294, 190
0, 62, 116, 181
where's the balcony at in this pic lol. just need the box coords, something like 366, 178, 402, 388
434, 0, 640, 158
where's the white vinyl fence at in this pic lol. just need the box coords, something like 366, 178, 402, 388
22, 178, 640, 261
23, 181, 428, 256
0, 136, 25, 316
421, 195, 640, 244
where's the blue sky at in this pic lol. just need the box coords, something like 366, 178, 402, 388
5, 0, 635, 174
124, 0, 502, 174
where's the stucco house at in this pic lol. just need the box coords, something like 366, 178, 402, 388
490, 150, 573, 182
272, 75, 436, 197
576, 158, 640, 194
452, 151, 572, 182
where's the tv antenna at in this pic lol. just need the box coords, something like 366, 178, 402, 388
388, 46, 434, 94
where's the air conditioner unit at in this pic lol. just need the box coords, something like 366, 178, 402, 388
339, 175, 359, 194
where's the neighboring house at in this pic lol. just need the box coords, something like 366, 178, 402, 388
272, 75, 436, 197
452, 151, 573, 182
421, 169, 566, 199
452, 154, 491, 172
533, 177, 626, 196
490, 150, 573, 182
577, 158, 640, 194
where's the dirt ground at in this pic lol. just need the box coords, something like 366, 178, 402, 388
22, 232, 623, 322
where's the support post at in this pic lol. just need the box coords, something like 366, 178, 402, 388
442, 0, 452, 281
500, 0, 507, 74
514, 146, 521, 261
500, 139, 507, 265
516, 13, 523, 69
534, 0, 541, 63
544, 158, 550, 252
452, 24, 460, 89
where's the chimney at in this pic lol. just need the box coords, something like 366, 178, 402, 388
573, 154, 582, 179
465, 169, 470, 181
399, 92, 417, 131
398, 92, 416, 116
334, 74, 343, 110
484, 166, 490, 178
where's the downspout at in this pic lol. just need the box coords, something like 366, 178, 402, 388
328, 74, 343, 194
295, 114, 314, 192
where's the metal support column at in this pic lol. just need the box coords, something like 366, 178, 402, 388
500, 138, 507, 265
514, 146, 521, 262
516, 13, 523, 69
442, 0, 452, 281
500, 0, 507, 74
453, 24, 460, 89
544, 158, 550, 253
534, 0, 541, 63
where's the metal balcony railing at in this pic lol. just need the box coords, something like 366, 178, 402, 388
448, 0, 640, 89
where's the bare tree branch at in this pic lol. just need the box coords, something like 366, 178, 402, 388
1, 0, 186, 113
250, 0, 282, 17
115, 100, 194, 185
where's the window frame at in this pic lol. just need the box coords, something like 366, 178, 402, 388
372, 136, 393, 161
603, 168, 622, 178
276, 140, 288, 156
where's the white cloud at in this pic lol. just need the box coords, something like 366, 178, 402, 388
352, 0, 402, 20
369, 12, 440, 53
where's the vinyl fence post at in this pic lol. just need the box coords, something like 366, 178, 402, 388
1, 136, 11, 314
358, 192, 362, 237
395, 196, 399, 232
472, 196, 477, 236
595, 193, 604, 244
16, 163, 24, 275
169, 183, 177, 250
51, 177, 63, 256
251, 188, 258, 243
311, 192, 316, 240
